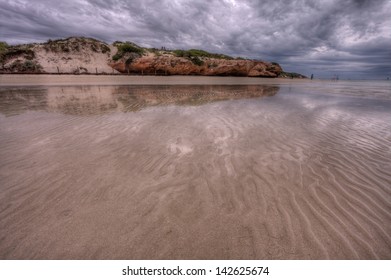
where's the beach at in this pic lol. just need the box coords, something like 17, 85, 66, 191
0, 76, 390, 259
0, 74, 297, 86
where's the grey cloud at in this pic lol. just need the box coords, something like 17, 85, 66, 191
0, 0, 390, 78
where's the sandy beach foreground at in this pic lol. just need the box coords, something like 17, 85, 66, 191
0, 77, 390, 259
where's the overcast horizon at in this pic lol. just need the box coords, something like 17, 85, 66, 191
1, 0, 390, 79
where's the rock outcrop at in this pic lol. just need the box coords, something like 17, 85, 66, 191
0, 37, 284, 77
110, 55, 282, 77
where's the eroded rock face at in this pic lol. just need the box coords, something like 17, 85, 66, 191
110, 55, 283, 77
1, 37, 284, 77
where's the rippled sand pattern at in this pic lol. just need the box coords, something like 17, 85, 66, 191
0, 82, 390, 259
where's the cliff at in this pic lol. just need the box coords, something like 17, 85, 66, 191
0, 38, 116, 74
0, 37, 284, 77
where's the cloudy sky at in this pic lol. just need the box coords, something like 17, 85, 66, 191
1, 0, 390, 79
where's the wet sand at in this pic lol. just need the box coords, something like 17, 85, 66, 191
0, 74, 300, 86
0, 77, 390, 259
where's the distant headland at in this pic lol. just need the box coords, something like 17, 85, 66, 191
0, 37, 306, 78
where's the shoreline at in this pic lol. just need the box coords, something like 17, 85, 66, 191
0, 74, 307, 86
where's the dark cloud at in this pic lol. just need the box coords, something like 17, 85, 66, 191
0, 0, 390, 78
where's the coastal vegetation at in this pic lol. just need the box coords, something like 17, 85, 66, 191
8, 59, 43, 72
173, 49, 233, 60
44, 37, 110, 54
0, 36, 290, 77
1, 42, 34, 62
112, 42, 144, 61
172, 49, 233, 66
0, 42, 43, 72
0, 41, 8, 53
0, 41, 9, 65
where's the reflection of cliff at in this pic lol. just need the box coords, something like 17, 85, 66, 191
0, 85, 279, 116
46, 86, 121, 115
0, 87, 48, 116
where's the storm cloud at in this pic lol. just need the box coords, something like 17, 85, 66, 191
1, 0, 390, 78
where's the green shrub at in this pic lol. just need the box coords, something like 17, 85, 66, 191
90, 44, 98, 52
100, 44, 110, 54
61, 45, 70, 52
112, 42, 144, 61
0, 42, 8, 64
8, 59, 43, 72
0, 42, 8, 53
173, 48, 233, 60
23, 60, 36, 70
112, 53, 122, 61
173, 49, 187, 57
118, 43, 144, 55
125, 57, 133, 65
1, 48, 35, 61
113, 41, 123, 47
190, 56, 203, 66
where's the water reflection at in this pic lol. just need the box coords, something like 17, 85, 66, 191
1, 81, 391, 260
0, 88, 48, 116
0, 85, 279, 116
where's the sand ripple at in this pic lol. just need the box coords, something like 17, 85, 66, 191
0, 83, 390, 259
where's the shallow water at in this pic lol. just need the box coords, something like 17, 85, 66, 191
0, 78, 390, 259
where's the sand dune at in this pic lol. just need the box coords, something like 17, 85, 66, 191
0, 82, 390, 259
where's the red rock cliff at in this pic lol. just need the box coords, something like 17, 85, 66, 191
110, 53, 282, 77
0, 37, 284, 77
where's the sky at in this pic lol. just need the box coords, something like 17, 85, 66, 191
0, 0, 390, 79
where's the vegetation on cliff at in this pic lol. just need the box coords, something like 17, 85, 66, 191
0, 41, 43, 72
173, 49, 233, 66
0, 42, 8, 53
0, 36, 302, 78
44, 37, 111, 54
1, 46, 34, 62
112, 42, 144, 61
